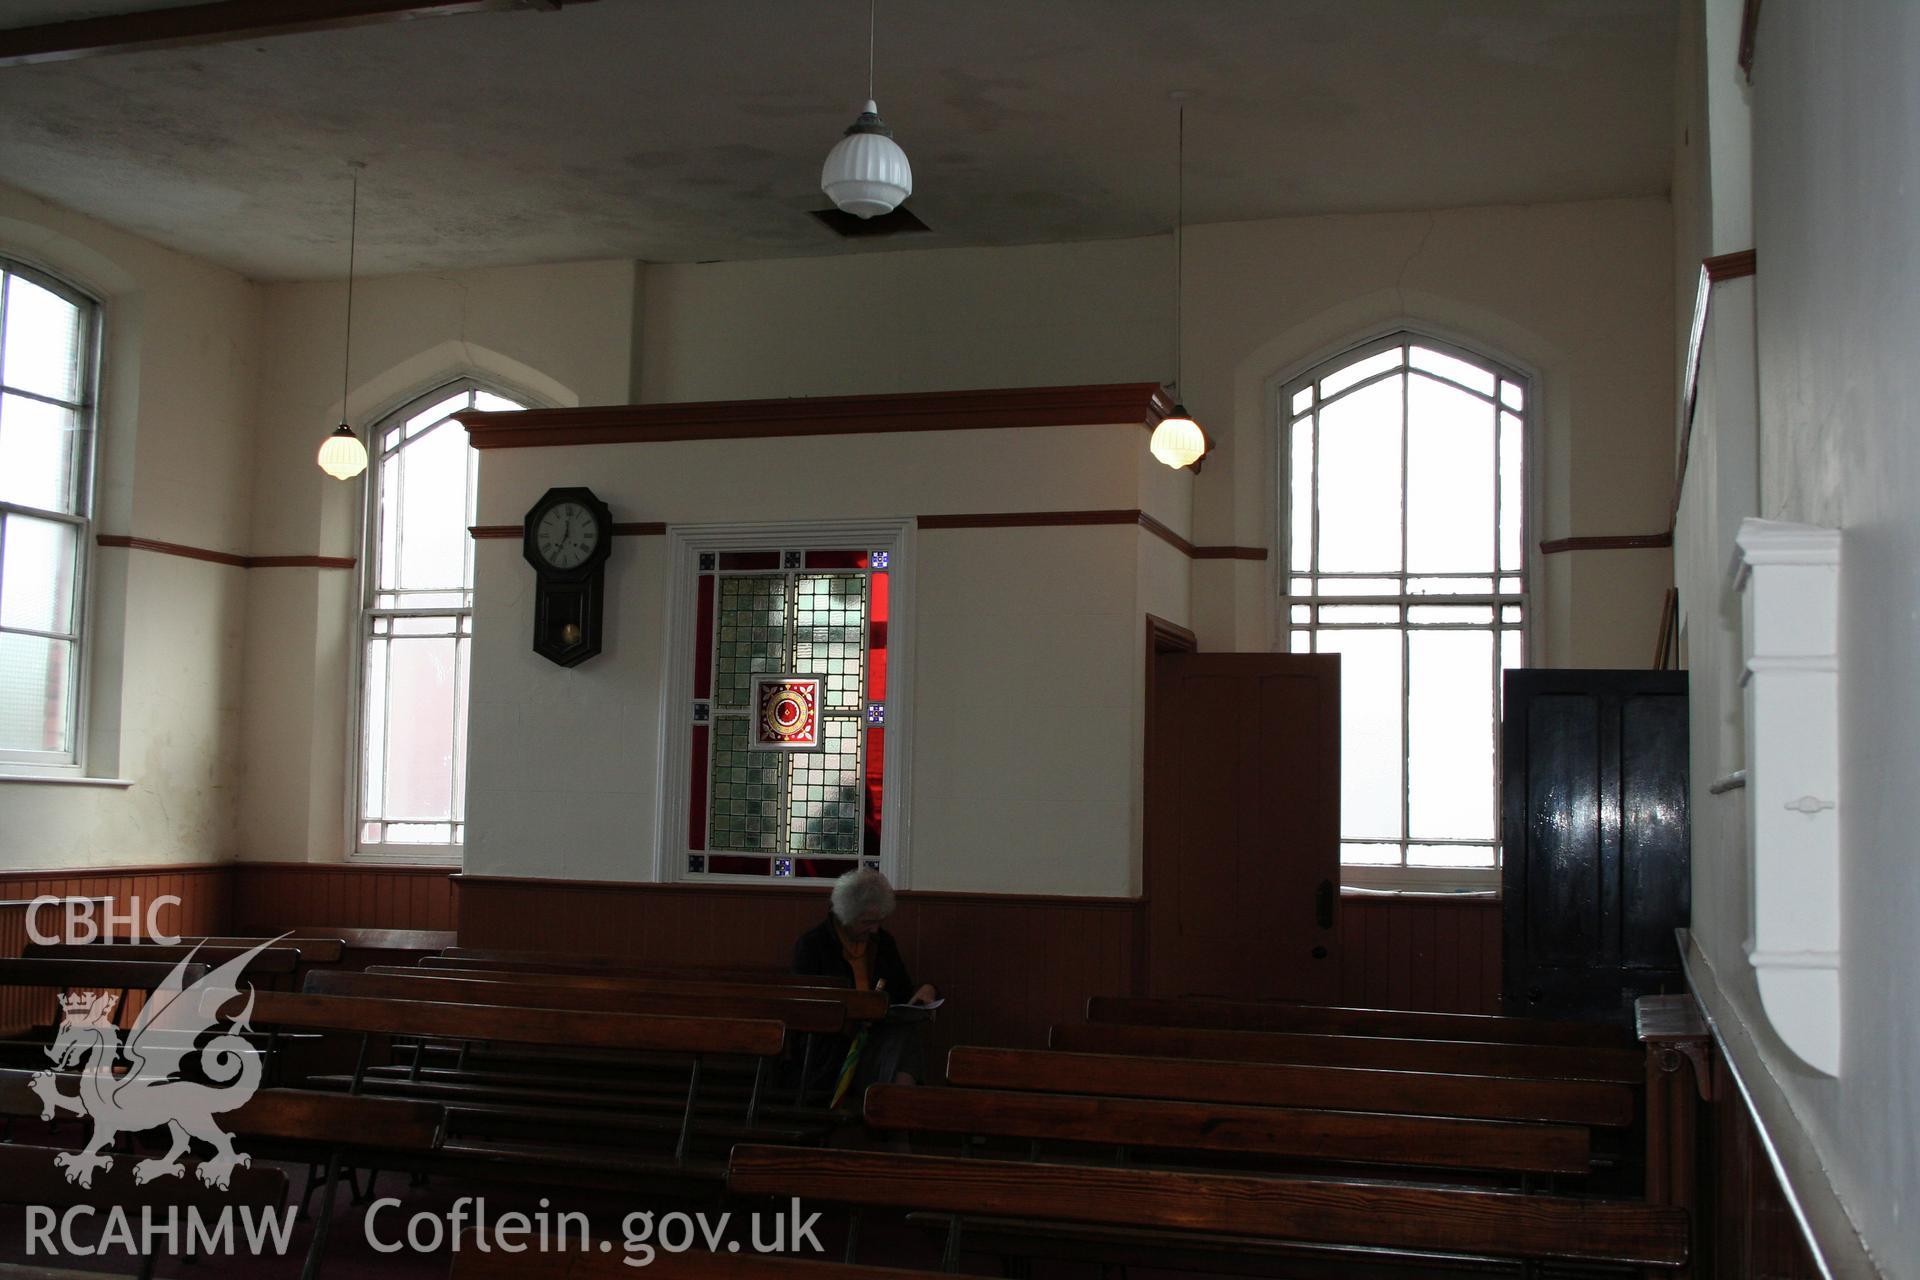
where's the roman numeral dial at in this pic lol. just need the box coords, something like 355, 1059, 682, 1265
535, 501, 599, 569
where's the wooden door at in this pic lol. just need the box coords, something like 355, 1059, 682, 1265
1500, 669, 1690, 1023
1146, 653, 1341, 1001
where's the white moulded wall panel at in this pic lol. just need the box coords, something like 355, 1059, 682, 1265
1733, 517, 1841, 1077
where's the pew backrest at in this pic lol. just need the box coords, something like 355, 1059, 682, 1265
946, 1046, 1635, 1128
24, 942, 301, 977
0, 1068, 444, 1151
433, 952, 832, 987
0, 956, 208, 991
306, 970, 848, 1036
1051, 1022, 1645, 1084
1087, 996, 1635, 1050
384, 964, 885, 1018
862, 1084, 1591, 1175
727, 1146, 1690, 1267
250, 990, 785, 1057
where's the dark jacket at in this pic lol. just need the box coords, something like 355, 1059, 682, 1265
793, 913, 915, 998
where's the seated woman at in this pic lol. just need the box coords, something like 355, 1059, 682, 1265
793, 868, 937, 1092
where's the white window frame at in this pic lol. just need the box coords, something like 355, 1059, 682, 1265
0, 259, 101, 775
1275, 331, 1535, 894
654, 518, 917, 888
347, 379, 516, 866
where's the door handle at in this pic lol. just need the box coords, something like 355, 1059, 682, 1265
1315, 879, 1335, 929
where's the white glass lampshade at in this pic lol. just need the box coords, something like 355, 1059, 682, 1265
317, 423, 369, 480
1150, 406, 1208, 469
822, 100, 912, 218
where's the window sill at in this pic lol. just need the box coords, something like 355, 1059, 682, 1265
0, 773, 135, 788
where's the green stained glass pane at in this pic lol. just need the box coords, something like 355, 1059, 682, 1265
784, 717, 863, 856
715, 574, 787, 707
708, 716, 779, 851
793, 574, 865, 710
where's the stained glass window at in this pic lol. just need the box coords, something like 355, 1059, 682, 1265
686, 547, 890, 880
1283, 335, 1526, 887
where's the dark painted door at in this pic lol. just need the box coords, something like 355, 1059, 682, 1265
1500, 669, 1690, 1023
1147, 653, 1341, 1001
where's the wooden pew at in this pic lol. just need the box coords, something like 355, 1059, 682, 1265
1051, 1021, 1646, 1084
0, 957, 213, 1053
1087, 995, 1636, 1049
248, 990, 784, 1187
98, 935, 348, 965
306, 969, 858, 1117
24, 942, 302, 983
862, 1084, 1591, 1178
727, 1145, 1691, 1272
308, 969, 859, 1033
432, 952, 830, 986
372, 964, 887, 1018
0, 956, 207, 991
947, 1046, 1636, 1129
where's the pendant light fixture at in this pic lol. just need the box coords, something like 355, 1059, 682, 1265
820, 0, 912, 219
316, 162, 370, 481
1150, 98, 1209, 471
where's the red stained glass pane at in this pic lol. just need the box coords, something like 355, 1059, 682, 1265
718, 551, 780, 571
868, 571, 889, 700
864, 725, 885, 858
805, 549, 869, 569
794, 858, 858, 879
692, 573, 715, 699
707, 854, 772, 876
688, 724, 710, 850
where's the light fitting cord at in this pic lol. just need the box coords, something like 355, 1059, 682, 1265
867, 0, 877, 101
341, 167, 358, 420
1174, 101, 1184, 398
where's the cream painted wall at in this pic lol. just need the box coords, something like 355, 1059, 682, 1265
235, 259, 639, 862
642, 202, 1675, 665
1177, 199, 1675, 660
1677, 1, 1920, 1273
465, 424, 1186, 895
637, 238, 1171, 405
0, 182, 256, 871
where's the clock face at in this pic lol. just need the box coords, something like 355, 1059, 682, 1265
534, 501, 600, 570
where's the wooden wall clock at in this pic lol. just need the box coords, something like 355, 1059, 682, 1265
521, 486, 613, 667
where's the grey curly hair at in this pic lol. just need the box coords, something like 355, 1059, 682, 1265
829, 867, 896, 925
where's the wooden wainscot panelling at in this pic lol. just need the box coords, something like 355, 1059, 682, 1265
0, 863, 230, 1034
1707, 1053, 1824, 1280
454, 876, 1141, 1076
229, 862, 458, 935
1337, 894, 1503, 1015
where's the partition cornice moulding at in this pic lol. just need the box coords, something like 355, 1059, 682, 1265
96, 534, 354, 570
456, 383, 1175, 449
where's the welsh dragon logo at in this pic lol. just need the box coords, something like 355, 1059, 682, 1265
29, 937, 282, 1190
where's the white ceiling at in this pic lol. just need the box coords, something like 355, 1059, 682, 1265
0, 0, 1676, 281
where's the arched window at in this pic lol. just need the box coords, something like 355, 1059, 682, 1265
0, 259, 98, 771
1281, 334, 1527, 890
353, 381, 523, 861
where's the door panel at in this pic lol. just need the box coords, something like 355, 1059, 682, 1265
1147, 653, 1340, 1002
1501, 670, 1689, 1023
